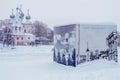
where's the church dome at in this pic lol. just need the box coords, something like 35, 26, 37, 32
25, 9, 31, 20
10, 9, 15, 19
10, 14, 15, 19
26, 15, 31, 20
19, 11, 24, 19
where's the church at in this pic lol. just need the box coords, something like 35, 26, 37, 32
8, 5, 35, 46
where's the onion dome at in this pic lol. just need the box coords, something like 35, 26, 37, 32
25, 9, 31, 20
10, 9, 15, 19
19, 11, 24, 19
19, 5, 24, 19
16, 6, 19, 11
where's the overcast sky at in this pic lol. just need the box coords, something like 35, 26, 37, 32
0, 0, 120, 29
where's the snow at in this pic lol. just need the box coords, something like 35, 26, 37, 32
0, 45, 120, 80
12, 33, 35, 37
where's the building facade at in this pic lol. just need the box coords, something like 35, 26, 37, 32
5, 5, 35, 46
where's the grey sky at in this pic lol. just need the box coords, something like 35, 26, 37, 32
0, 0, 120, 30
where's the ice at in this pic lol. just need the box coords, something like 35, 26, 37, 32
0, 45, 120, 80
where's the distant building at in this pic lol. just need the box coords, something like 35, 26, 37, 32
3, 5, 35, 46
54, 23, 117, 67
106, 31, 118, 62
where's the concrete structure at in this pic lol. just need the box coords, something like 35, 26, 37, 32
54, 23, 117, 66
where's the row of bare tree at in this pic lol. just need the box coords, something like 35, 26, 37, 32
33, 20, 53, 41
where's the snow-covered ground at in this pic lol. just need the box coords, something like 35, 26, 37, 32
0, 45, 120, 80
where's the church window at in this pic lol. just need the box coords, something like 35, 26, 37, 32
15, 26, 17, 31
28, 37, 30, 39
17, 37, 19, 40
21, 37, 23, 40
19, 27, 21, 31
24, 30, 26, 33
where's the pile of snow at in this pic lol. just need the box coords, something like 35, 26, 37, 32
0, 45, 120, 80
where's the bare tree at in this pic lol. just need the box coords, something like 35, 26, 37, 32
33, 20, 47, 38
2, 26, 14, 47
